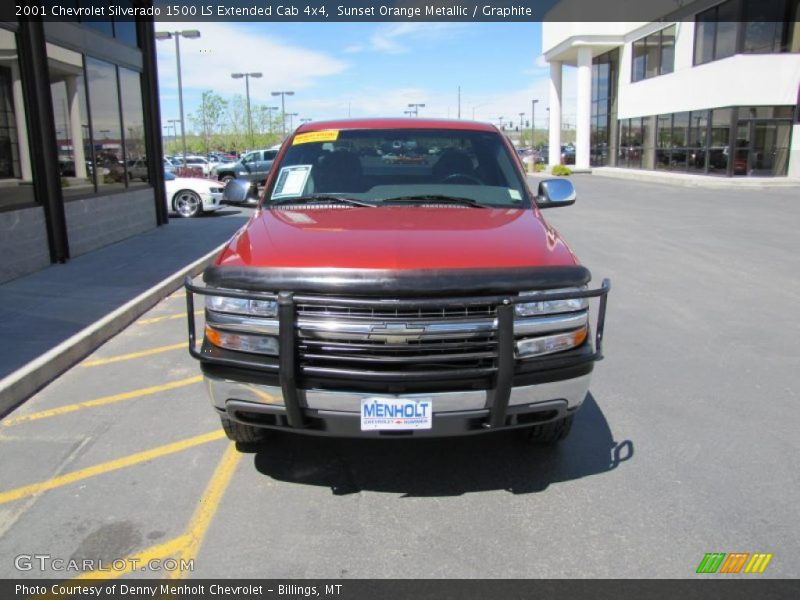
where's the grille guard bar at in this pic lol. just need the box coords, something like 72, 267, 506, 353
185, 276, 610, 431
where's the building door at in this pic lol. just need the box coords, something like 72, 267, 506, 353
749, 121, 791, 176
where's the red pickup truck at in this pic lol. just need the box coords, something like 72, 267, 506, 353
185, 119, 609, 444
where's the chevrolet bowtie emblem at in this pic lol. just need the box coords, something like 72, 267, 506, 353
367, 323, 426, 344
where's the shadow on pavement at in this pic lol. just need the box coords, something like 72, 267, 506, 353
247, 393, 633, 496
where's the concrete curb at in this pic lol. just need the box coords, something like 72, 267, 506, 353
0, 243, 225, 418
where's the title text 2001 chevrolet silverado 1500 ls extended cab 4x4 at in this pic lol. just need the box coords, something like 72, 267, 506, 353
185, 119, 609, 444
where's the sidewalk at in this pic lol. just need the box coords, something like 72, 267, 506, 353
0, 212, 249, 415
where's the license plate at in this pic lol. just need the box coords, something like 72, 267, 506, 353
360, 397, 432, 431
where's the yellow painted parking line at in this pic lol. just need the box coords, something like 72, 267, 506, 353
168, 443, 242, 578
0, 376, 202, 427
80, 342, 187, 367
65, 443, 241, 581
0, 430, 225, 505
137, 310, 203, 326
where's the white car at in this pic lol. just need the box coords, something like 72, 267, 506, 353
164, 171, 224, 218
182, 155, 219, 177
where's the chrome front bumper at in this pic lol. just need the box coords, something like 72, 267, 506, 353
205, 372, 591, 413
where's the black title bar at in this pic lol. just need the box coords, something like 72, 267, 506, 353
6, 0, 782, 22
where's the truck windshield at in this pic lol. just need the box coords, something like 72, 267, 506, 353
267, 128, 529, 208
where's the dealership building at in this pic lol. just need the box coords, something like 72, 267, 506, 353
543, 0, 800, 177
0, 10, 165, 284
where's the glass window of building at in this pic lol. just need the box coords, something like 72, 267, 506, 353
687, 110, 709, 173
632, 25, 676, 82
0, 27, 35, 209
85, 57, 126, 193
48, 44, 94, 198
119, 67, 148, 187
694, 1, 736, 64
655, 114, 672, 171
82, 20, 114, 37
113, 2, 139, 47
632, 38, 646, 82
591, 49, 617, 167
696, 0, 800, 63
708, 108, 733, 175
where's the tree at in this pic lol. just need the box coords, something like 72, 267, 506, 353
188, 90, 227, 155
225, 94, 248, 151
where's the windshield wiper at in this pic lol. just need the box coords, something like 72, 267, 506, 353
271, 194, 376, 208
382, 195, 493, 208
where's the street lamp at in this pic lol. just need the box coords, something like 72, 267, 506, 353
271, 91, 295, 138
265, 106, 279, 134
155, 29, 200, 163
167, 119, 180, 154
531, 99, 539, 147
231, 72, 262, 148
403, 110, 415, 117
408, 103, 425, 117
286, 112, 299, 132
518, 111, 525, 135
300, 118, 312, 123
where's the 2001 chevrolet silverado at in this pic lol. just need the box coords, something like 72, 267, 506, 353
185, 119, 609, 444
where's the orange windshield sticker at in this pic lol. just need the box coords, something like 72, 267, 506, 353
292, 130, 340, 145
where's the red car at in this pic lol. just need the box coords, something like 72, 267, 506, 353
185, 119, 610, 444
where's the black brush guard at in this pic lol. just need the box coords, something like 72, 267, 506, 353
185, 275, 610, 430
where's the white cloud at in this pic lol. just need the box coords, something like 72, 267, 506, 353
287, 69, 578, 130
155, 21, 347, 101
368, 23, 466, 54
343, 44, 364, 54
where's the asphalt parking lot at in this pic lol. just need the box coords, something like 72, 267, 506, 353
0, 176, 798, 579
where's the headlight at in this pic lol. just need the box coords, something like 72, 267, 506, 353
515, 287, 588, 317
210, 186, 224, 193
516, 327, 588, 358
205, 294, 277, 317
205, 325, 278, 355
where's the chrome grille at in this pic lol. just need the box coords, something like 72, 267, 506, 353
296, 302, 496, 321
296, 299, 498, 372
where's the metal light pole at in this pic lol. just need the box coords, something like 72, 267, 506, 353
403, 110, 415, 117
286, 112, 299, 132
531, 99, 539, 147
265, 106, 279, 135
271, 91, 295, 139
166, 119, 180, 154
231, 72, 262, 149
300, 118, 312, 124
155, 29, 200, 162
518, 112, 525, 137
408, 103, 425, 117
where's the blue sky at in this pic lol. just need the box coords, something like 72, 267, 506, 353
155, 21, 576, 131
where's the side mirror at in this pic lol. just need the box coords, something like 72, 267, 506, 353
536, 178, 576, 209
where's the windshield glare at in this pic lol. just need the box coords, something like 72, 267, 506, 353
268, 128, 529, 207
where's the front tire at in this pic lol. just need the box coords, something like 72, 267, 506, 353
220, 415, 270, 444
519, 414, 575, 445
173, 190, 203, 218
219, 173, 235, 184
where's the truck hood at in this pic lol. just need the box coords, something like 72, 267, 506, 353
215, 206, 579, 271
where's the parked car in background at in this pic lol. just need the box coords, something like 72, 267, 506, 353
127, 160, 149, 181
164, 171, 224, 218
212, 146, 280, 184
182, 156, 219, 177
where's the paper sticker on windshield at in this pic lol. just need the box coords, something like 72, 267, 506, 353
272, 165, 312, 199
293, 130, 339, 145
509, 189, 522, 201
